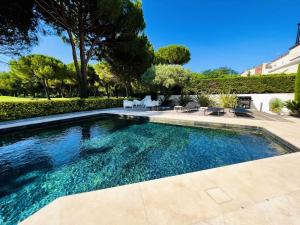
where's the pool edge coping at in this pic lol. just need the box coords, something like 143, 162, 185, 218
1, 110, 299, 153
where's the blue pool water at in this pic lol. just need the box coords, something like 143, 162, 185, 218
0, 117, 290, 224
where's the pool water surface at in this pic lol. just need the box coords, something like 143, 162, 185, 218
0, 117, 291, 224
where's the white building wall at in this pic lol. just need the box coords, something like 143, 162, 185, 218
241, 44, 300, 75
159, 93, 294, 113
261, 63, 270, 74
237, 93, 293, 112
269, 64, 298, 74
268, 45, 300, 74
241, 68, 256, 76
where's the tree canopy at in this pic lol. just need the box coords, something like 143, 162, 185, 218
155, 45, 191, 65
141, 65, 191, 93
0, 0, 149, 98
0, 0, 200, 99
10, 55, 66, 99
104, 35, 154, 96
0, 72, 16, 94
202, 67, 238, 78
35, 0, 147, 98
0, 0, 38, 55
94, 62, 117, 97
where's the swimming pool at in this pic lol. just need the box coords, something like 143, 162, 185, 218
0, 116, 292, 224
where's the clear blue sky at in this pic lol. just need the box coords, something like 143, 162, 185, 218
0, 0, 299, 73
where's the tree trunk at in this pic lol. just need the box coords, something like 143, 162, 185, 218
67, 29, 86, 98
29, 83, 35, 97
69, 86, 72, 97
41, 78, 51, 100
105, 85, 110, 98
115, 87, 119, 98
60, 81, 64, 98
78, 64, 88, 98
79, 76, 88, 98
124, 85, 128, 97
46, 79, 51, 96
124, 82, 131, 97
79, 33, 88, 99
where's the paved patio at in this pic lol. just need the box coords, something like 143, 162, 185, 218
1, 108, 300, 225
21, 153, 300, 225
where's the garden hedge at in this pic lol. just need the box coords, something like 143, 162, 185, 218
188, 74, 295, 94
0, 98, 125, 121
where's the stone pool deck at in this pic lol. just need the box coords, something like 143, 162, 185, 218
21, 153, 300, 225
1, 108, 300, 225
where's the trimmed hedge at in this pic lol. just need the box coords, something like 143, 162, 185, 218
0, 98, 125, 121
188, 74, 295, 94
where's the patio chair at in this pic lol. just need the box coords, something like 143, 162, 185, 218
123, 100, 134, 109
144, 99, 159, 109
184, 102, 200, 112
133, 100, 143, 108
142, 95, 151, 101
141, 96, 151, 107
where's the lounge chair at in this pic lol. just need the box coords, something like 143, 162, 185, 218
184, 102, 200, 112
207, 107, 225, 116
230, 107, 253, 117
123, 100, 134, 109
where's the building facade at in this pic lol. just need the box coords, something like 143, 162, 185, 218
241, 23, 300, 76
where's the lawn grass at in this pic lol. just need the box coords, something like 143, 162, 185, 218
0, 96, 80, 102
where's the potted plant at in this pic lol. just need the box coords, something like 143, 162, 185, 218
269, 98, 284, 114
285, 100, 300, 116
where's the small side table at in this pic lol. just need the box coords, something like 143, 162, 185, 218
199, 107, 208, 116
174, 106, 184, 112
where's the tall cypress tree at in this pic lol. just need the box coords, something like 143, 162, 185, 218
295, 64, 300, 102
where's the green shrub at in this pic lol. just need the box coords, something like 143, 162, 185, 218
269, 98, 284, 113
0, 98, 126, 121
295, 64, 300, 102
178, 95, 192, 106
285, 100, 300, 116
187, 74, 295, 94
196, 93, 215, 107
218, 94, 237, 108
142, 64, 190, 90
